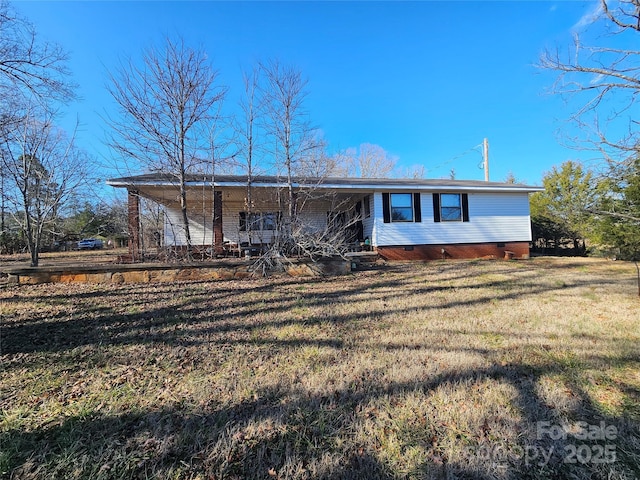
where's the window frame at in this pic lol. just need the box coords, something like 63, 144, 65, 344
363, 195, 371, 218
432, 193, 469, 223
382, 192, 422, 223
390, 193, 414, 222
440, 193, 462, 222
239, 211, 280, 231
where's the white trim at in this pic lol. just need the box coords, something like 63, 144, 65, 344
107, 178, 543, 193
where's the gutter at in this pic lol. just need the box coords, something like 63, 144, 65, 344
106, 179, 543, 194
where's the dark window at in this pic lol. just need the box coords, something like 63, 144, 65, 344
262, 212, 277, 230
441, 194, 462, 221
363, 195, 371, 218
383, 193, 421, 223
240, 212, 279, 231
433, 193, 470, 223
390, 193, 414, 222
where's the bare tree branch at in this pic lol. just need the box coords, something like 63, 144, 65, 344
539, 0, 640, 158
0, 0, 75, 112
260, 59, 317, 220
105, 36, 227, 254
0, 105, 90, 266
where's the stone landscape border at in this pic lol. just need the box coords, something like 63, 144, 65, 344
5, 258, 353, 285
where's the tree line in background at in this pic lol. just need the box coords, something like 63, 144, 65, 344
530, 159, 640, 261
0, 0, 639, 265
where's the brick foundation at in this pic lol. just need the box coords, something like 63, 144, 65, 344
376, 242, 530, 261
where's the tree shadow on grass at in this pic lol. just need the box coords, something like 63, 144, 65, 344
2, 261, 639, 478
2, 262, 628, 359
3, 350, 639, 479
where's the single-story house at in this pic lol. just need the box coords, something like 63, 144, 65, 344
106, 174, 543, 261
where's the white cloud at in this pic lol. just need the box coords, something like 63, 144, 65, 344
572, 0, 605, 31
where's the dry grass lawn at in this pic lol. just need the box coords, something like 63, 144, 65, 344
1, 257, 639, 479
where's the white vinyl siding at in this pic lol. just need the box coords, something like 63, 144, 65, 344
374, 192, 532, 246
163, 196, 333, 246
158, 188, 533, 248
362, 195, 374, 241
164, 206, 217, 246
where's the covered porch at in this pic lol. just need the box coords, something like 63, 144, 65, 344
122, 181, 372, 262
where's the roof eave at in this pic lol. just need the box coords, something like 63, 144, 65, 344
106, 178, 543, 193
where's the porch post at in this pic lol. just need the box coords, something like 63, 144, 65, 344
128, 189, 141, 261
213, 190, 223, 253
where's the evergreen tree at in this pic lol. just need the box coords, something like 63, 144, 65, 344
530, 161, 595, 254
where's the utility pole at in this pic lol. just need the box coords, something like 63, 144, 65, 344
483, 138, 489, 182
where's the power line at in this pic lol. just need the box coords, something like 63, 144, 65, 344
429, 143, 484, 174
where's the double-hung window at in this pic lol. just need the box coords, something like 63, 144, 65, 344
382, 193, 422, 223
433, 193, 469, 222
239, 212, 280, 231
391, 193, 414, 222
441, 194, 462, 221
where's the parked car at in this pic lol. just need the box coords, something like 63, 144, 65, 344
77, 238, 103, 250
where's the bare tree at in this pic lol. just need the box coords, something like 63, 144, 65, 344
354, 143, 397, 177
233, 66, 266, 246
0, 0, 75, 249
0, 0, 74, 109
540, 0, 640, 236
0, 106, 89, 266
295, 135, 340, 178
540, 0, 640, 160
260, 60, 315, 221
106, 36, 226, 253
332, 143, 397, 178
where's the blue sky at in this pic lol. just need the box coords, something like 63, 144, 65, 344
16, 1, 605, 189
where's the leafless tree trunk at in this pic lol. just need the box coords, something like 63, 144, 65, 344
106, 36, 226, 257
260, 60, 315, 223
0, 106, 89, 266
0, 1, 75, 256
234, 66, 266, 247
1, 168, 5, 240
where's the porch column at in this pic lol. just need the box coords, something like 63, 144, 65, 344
128, 189, 141, 261
213, 190, 223, 253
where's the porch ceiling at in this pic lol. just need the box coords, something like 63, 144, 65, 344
132, 185, 362, 210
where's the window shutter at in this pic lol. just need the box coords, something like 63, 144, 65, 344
413, 193, 421, 223
432, 194, 441, 222
239, 212, 247, 231
382, 193, 391, 223
462, 194, 469, 222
